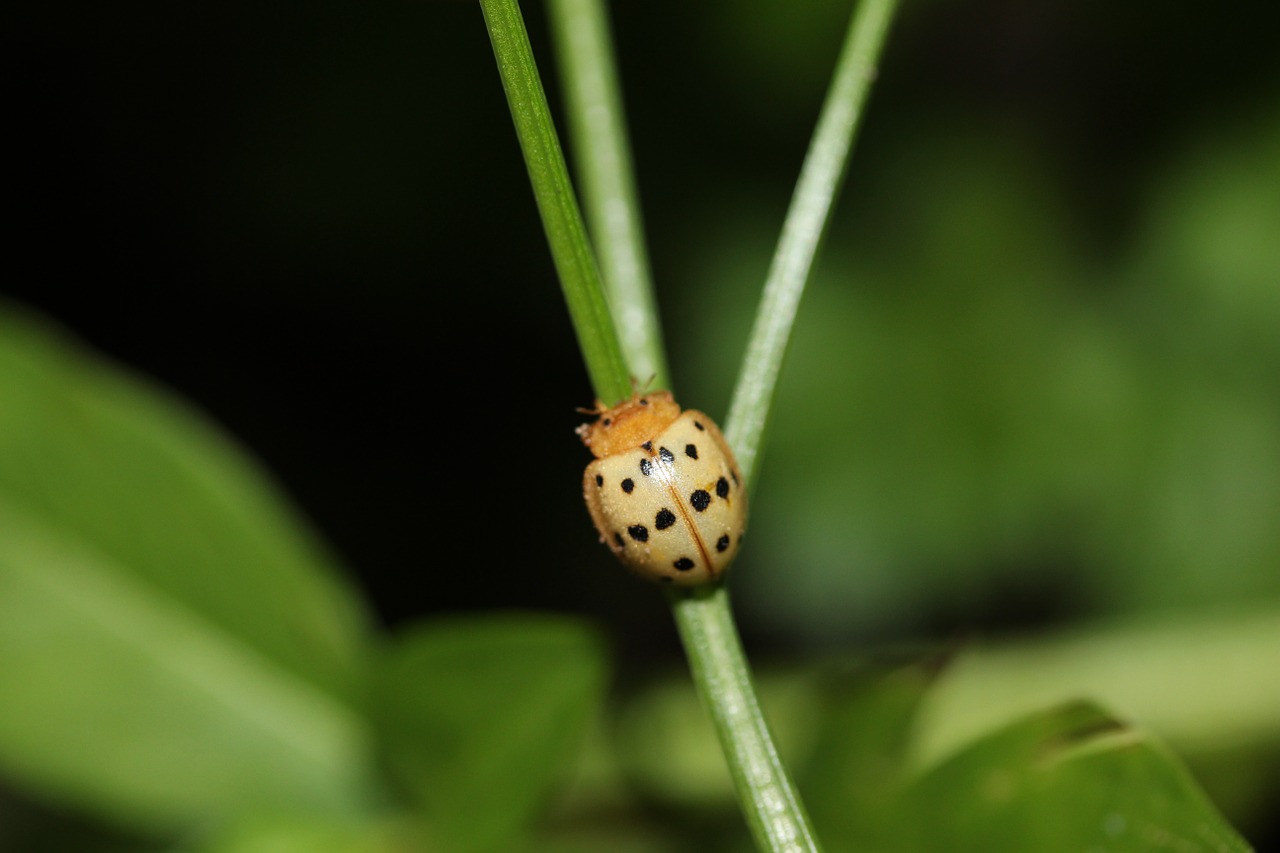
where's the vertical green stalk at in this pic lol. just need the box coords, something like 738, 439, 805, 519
547, 0, 669, 389
725, 0, 900, 485
482, 1, 901, 850
669, 586, 822, 852
668, 2, 900, 849
479, 0, 631, 405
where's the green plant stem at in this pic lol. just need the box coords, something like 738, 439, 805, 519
479, 0, 631, 405
669, 585, 822, 852
485, 2, 900, 850
725, 0, 900, 484
547, 0, 669, 389
665, 4, 901, 848
540, 0, 821, 841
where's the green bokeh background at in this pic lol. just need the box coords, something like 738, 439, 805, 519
13, 0, 1279, 637
7, 0, 1280, 846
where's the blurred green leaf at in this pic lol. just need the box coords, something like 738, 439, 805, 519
517, 828, 686, 853
800, 662, 936, 851
0, 304, 369, 695
899, 701, 1252, 852
614, 669, 820, 813
0, 305, 377, 827
371, 614, 607, 852
615, 676, 736, 808
193, 815, 414, 853
612, 657, 1257, 849
911, 608, 1280, 772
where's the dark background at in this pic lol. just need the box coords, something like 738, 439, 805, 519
8, 3, 1280, 842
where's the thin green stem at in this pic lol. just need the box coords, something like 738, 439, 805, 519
665, 3, 902, 849
668, 586, 822, 852
479, 0, 631, 405
725, 0, 900, 485
484, 2, 900, 850
547, 0, 669, 390
539, 0, 823, 843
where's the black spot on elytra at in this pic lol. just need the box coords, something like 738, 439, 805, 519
641, 440, 653, 452
716, 476, 729, 498
731, 470, 740, 487
716, 534, 730, 552
673, 557, 695, 571
690, 490, 711, 512
621, 478, 635, 493
685, 443, 698, 459
627, 524, 649, 542
603, 418, 612, 426
659, 446, 675, 463
639, 458, 653, 477
693, 420, 706, 431
655, 508, 676, 530
640, 397, 649, 405
613, 532, 625, 548
595, 474, 604, 487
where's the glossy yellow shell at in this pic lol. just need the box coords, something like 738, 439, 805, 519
579, 392, 747, 586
